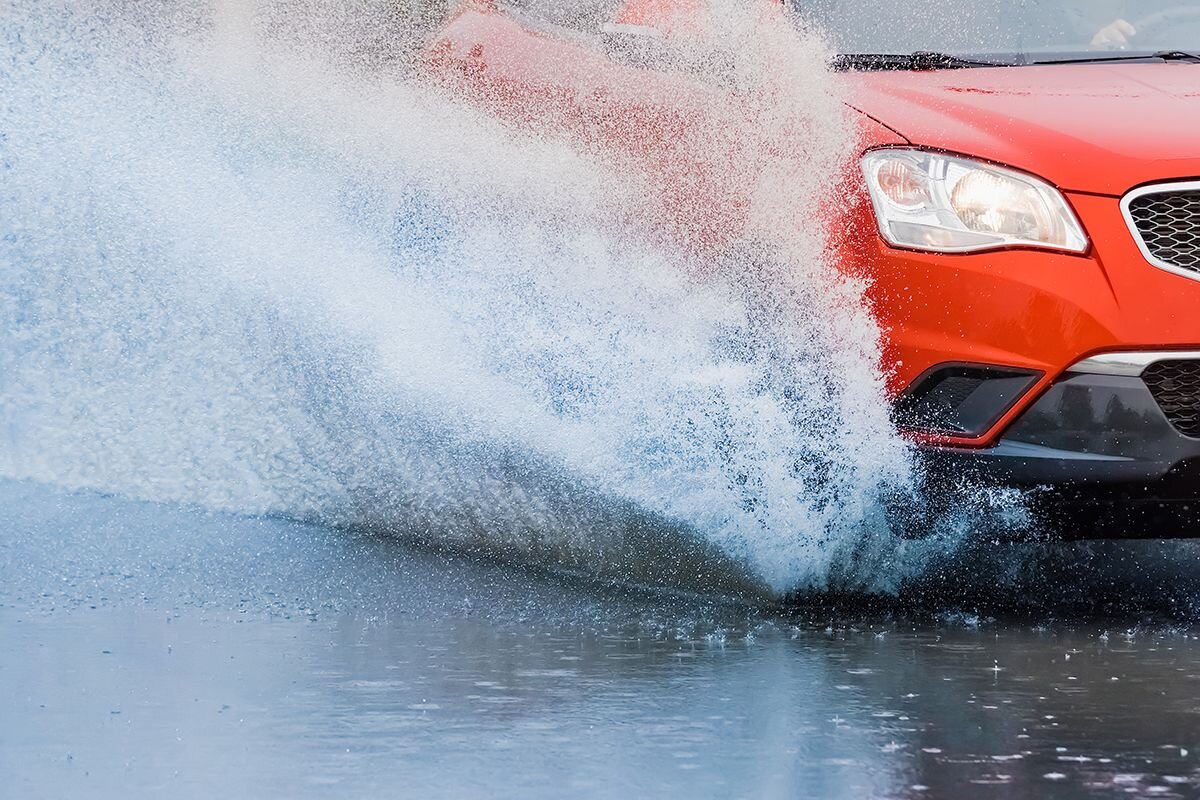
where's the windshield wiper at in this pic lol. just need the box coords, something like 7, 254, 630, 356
1029, 50, 1200, 65
1154, 50, 1200, 62
832, 51, 1013, 71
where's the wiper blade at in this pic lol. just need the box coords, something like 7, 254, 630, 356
1154, 50, 1200, 62
832, 51, 1012, 71
908, 51, 1014, 69
1030, 50, 1200, 65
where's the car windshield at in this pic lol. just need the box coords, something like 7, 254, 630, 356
504, 0, 1200, 67
790, 0, 1200, 63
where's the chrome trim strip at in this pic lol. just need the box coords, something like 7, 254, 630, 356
1120, 179, 1200, 283
1070, 351, 1200, 377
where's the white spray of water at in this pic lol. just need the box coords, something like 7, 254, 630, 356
0, 0, 963, 595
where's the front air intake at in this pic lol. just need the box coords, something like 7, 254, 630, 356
1142, 360, 1200, 439
894, 365, 1042, 438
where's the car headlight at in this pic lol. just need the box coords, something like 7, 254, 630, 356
861, 149, 1089, 254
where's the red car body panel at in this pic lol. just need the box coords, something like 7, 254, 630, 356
846, 66, 1200, 195
428, 8, 764, 251
427, 4, 1200, 453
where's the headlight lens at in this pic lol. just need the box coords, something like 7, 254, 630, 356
861, 149, 1089, 254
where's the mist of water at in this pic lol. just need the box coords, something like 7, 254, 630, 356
0, 0, 984, 596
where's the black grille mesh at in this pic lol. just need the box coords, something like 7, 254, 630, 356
1128, 190, 1200, 274
1143, 360, 1200, 438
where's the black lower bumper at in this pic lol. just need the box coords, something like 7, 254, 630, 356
921, 372, 1200, 538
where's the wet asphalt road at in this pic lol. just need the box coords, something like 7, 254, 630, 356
4, 479, 1200, 799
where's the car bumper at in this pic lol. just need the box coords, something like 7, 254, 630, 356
847, 185, 1200, 449
921, 354, 1200, 537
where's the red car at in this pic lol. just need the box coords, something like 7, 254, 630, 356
426, 0, 1200, 535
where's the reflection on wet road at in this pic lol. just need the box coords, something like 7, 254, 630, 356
3, 480, 1200, 799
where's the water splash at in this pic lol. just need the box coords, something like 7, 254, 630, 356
1, 0, 958, 596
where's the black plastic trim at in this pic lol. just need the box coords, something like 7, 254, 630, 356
894, 363, 1042, 438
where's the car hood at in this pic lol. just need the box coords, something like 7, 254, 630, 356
843, 64, 1200, 196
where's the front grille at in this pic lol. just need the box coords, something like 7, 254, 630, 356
1143, 360, 1200, 438
1127, 188, 1200, 274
